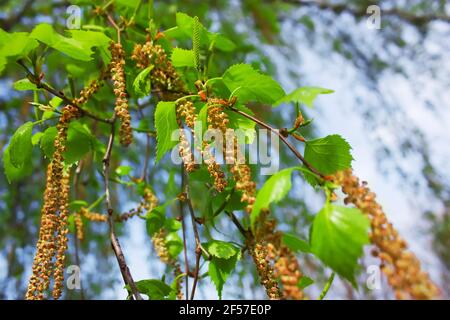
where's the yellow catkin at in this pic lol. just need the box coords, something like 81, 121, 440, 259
131, 40, 184, 99
74, 213, 84, 241
231, 163, 256, 213
255, 210, 304, 300
52, 172, 70, 299
109, 42, 133, 147
26, 105, 80, 300
249, 242, 282, 300
333, 169, 440, 300
176, 100, 197, 172
73, 68, 109, 105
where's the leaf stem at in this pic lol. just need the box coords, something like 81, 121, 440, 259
318, 272, 335, 300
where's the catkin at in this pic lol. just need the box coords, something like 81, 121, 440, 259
109, 42, 133, 147
255, 210, 304, 300
333, 169, 440, 300
26, 105, 80, 300
131, 41, 184, 99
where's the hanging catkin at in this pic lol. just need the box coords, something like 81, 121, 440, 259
333, 169, 440, 299
26, 105, 80, 300
109, 41, 133, 147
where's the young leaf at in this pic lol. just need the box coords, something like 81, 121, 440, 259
282, 233, 311, 253
132, 279, 174, 300
165, 232, 183, 259
298, 276, 314, 289
203, 240, 239, 260
310, 204, 370, 285
171, 48, 196, 68
251, 167, 296, 228
204, 242, 241, 299
155, 101, 178, 162
30, 24, 110, 62
275, 86, 334, 108
3, 145, 32, 184
13, 79, 38, 91
222, 64, 285, 104
39, 122, 94, 164
304, 134, 353, 175
9, 122, 33, 168
133, 66, 152, 97
115, 165, 132, 176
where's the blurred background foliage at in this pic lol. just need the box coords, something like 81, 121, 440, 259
0, 0, 449, 299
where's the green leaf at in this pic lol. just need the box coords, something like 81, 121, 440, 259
133, 66, 152, 97
154, 101, 178, 162
145, 199, 176, 236
282, 233, 311, 253
310, 204, 370, 285
275, 87, 334, 108
31, 132, 44, 145
251, 167, 296, 228
224, 105, 256, 144
222, 64, 285, 104
207, 249, 241, 299
171, 48, 195, 68
0, 30, 38, 74
3, 145, 32, 183
39, 122, 94, 164
298, 276, 314, 289
9, 122, 33, 168
304, 134, 353, 175
133, 279, 173, 300
165, 232, 183, 259
115, 165, 132, 176
210, 33, 236, 52
69, 200, 88, 212
13, 79, 38, 91
204, 240, 239, 259
30, 24, 111, 62
175, 12, 209, 46
146, 209, 166, 237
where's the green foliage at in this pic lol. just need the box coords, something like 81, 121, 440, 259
251, 167, 296, 228
298, 276, 314, 289
310, 204, 370, 285
115, 165, 132, 176
282, 233, 311, 253
171, 48, 196, 68
204, 240, 241, 299
275, 87, 334, 108
133, 66, 153, 97
130, 279, 174, 300
222, 64, 285, 104
304, 134, 353, 175
13, 79, 38, 91
154, 101, 178, 162
8, 122, 33, 169
39, 122, 95, 165
30, 24, 110, 62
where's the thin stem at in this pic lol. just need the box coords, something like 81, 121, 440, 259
17, 60, 112, 124
318, 272, 335, 300
183, 170, 202, 300
102, 123, 142, 301
229, 106, 325, 179
179, 166, 190, 300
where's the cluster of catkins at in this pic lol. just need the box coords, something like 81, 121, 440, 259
26, 105, 80, 300
333, 169, 440, 300
109, 42, 133, 147
254, 210, 304, 300
131, 40, 184, 99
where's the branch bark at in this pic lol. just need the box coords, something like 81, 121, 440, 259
102, 122, 142, 301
